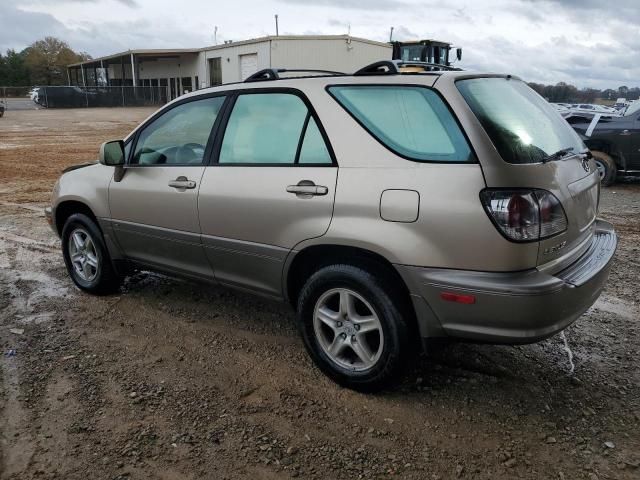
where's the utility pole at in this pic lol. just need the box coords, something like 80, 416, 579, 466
214, 26, 218, 45
275, 14, 279, 36
389, 26, 394, 42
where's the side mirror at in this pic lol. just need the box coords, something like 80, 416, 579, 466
99, 140, 125, 166
456, 48, 463, 62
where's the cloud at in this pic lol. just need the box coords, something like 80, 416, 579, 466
0, 4, 202, 55
1, 0, 638, 89
278, 0, 411, 11
22, 0, 139, 6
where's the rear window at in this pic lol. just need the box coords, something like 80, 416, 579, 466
457, 78, 585, 164
328, 85, 473, 162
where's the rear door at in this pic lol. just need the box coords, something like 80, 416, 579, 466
621, 115, 640, 168
109, 94, 226, 279
198, 90, 337, 296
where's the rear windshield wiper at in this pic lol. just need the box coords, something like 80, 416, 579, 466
542, 147, 575, 163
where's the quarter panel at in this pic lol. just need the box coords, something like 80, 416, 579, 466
297, 164, 540, 271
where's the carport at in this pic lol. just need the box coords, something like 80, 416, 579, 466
67, 49, 201, 101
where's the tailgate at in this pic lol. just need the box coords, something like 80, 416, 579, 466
480, 155, 600, 269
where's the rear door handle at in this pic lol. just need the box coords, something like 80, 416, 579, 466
620, 129, 632, 136
168, 176, 196, 190
286, 180, 328, 197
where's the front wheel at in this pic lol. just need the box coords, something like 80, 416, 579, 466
591, 150, 617, 186
296, 264, 411, 392
61, 213, 121, 294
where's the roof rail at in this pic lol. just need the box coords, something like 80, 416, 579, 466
354, 60, 462, 76
244, 68, 347, 82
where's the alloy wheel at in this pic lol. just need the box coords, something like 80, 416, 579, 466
313, 288, 384, 371
68, 227, 99, 282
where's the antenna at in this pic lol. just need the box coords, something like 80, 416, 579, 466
389, 26, 394, 42
347, 23, 351, 36
275, 14, 279, 36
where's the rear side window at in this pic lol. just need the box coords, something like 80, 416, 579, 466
219, 93, 332, 165
299, 117, 332, 164
328, 85, 473, 162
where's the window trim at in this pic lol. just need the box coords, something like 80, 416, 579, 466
325, 83, 477, 164
127, 92, 230, 168
209, 87, 338, 167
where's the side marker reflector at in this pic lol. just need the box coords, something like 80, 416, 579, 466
440, 292, 476, 305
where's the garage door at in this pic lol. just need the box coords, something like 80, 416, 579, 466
239, 53, 258, 80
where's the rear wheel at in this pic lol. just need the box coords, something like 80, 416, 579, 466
61, 213, 121, 294
296, 264, 411, 392
591, 150, 616, 186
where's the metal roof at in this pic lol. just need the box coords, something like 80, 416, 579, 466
67, 48, 201, 67
199, 34, 391, 51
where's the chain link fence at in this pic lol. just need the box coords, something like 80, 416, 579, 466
0, 86, 168, 109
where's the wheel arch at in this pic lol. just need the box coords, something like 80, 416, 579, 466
286, 243, 420, 319
54, 200, 100, 236
586, 140, 624, 169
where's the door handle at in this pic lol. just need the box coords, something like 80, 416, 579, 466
286, 180, 328, 197
620, 129, 632, 136
168, 176, 196, 190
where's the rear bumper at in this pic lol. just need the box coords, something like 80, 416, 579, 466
396, 219, 617, 344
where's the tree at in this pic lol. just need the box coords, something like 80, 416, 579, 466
0, 49, 30, 86
24, 37, 91, 85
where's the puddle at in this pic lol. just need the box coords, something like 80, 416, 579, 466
593, 296, 639, 321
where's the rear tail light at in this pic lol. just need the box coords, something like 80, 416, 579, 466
480, 189, 567, 242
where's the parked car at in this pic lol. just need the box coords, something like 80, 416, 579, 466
567, 101, 640, 185
29, 87, 40, 103
551, 103, 571, 115
46, 61, 617, 391
0, 100, 5, 117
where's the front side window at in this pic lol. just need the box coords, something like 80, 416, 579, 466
328, 85, 473, 162
457, 78, 585, 164
219, 93, 332, 165
132, 96, 225, 165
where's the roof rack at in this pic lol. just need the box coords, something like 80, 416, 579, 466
244, 68, 347, 82
354, 60, 462, 76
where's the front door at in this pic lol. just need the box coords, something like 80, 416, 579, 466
626, 115, 640, 168
109, 94, 227, 279
198, 91, 337, 296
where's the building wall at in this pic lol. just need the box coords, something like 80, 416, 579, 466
76, 37, 392, 97
201, 40, 271, 86
137, 54, 199, 83
270, 38, 391, 74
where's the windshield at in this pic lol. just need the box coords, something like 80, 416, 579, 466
457, 77, 586, 164
401, 45, 424, 61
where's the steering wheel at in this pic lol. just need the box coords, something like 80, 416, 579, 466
176, 143, 205, 164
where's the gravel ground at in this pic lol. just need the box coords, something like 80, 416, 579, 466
0, 108, 639, 479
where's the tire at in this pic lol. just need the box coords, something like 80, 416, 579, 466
61, 213, 121, 295
591, 150, 617, 186
296, 264, 411, 392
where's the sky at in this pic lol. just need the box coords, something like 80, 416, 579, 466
0, 0, 638, 89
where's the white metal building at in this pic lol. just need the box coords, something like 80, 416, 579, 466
67, 35, 392, 101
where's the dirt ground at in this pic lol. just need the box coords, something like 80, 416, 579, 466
0, 108, 639, 480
